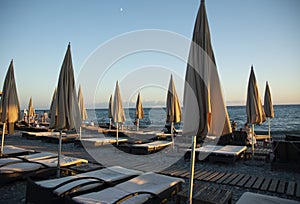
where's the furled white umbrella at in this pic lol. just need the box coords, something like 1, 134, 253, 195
78, 85, 88, 140
246, 66, 266, 156
135, 92, 144, 131
1, 60, 21, 156
28, 97, 35, 122
166, 75, 181, 145
183, 0, 232, 202
264, 81, 274, 142
108, 95, 113, 130
112, 81, 126, 145
50, 43, 81, 176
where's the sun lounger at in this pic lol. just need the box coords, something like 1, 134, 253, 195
130, 140, 173, 155
70, 172, 184, 204
26, 166, 143, 204
236, 192, 299, 204
0, 155, 88, 185
209, 145, 247, 163
1, 145, 35, 157
76, 137, 129, 147
22, 131, 66, 140
185, 145, 223, 161
0, 152, 57, 166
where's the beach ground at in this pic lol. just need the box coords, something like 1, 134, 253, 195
1, 130, 300, 204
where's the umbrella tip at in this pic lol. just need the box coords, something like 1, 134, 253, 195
201, 0, 205, 3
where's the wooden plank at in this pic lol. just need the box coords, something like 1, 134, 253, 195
198, 170, 215, 181
216, 173, 232, 184
159, 165, 178, 174
194, 169, 211, 179
286, 181, 296, 196
277, 180, 286, 194
244, 176, 257, 188
268, 179, 279, 192
236, 175, 251, 187
296, 182, 300, 198
188, 168, 202, 179
222, 173, 238, 185
252, 177, 264, 189
229, 174, 245, 186
203, 171, 220, 182
260, 177, 271, 191
210, 172, 226, 183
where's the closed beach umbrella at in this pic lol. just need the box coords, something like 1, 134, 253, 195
28, 97, 35, 120
112, 81, 126, 145
49, 88, 57, 120
50, 43, 81, 176
108, 95, 113, 129
135, 92, 144, 131
183, 0, 231, 202
1, 60, 21, 156
246, 66, 266, 155
78, 85, 88, 140
264, 81, 274, 141
166, 75, 181, 136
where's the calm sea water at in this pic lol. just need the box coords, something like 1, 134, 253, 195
34, 104, 300, 137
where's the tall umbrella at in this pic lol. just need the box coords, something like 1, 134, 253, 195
135, 92, 144, 131
108, 95, 113, 129
49, 88, 57, 120
50, 43, 81, 176
28, 97, 35, 122
166, 75, 181, 145
112, 81, 126, 145
264, 81, 274, 142
183, 1, 232, 202
78, 85, 88, 139
246, 66, 266, 156
1, 60, 21, 156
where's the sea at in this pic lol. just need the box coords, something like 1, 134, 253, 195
34, 105, 300, 138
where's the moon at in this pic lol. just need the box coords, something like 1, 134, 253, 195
120, 8, 123, 12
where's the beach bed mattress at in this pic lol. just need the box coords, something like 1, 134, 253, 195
236, 192, 299, 204
131, 140, 173, 154
1, 145, 35, 157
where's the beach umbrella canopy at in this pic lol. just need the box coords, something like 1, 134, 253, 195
78, 85, 88, 121
50, 44, 81, 130
112, 81, 125, 144
49, 88, 57, 119
183, 0, 231, 202
136, 92, 144, 119
1, 60, 21, 128
27, 97, 35, 118
108, 95, 113, 119
166, 75, 181, 124
264, 81, 274, 140
264, 81, 274, 119
246, 66, 266, 125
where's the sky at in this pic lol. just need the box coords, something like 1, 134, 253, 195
1, 0, 300, 109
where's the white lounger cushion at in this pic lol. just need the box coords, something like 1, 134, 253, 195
25, 132, 66, 137
0, 156, 88, 174
2, 145, 34, 155
0, 152, 57, 166
236, 192, 300, 204
131, 141, 173, 148
211, 145, 247, 156
80, 137, 128, 146
34, 166, 143, 196
72, 172, 184, 204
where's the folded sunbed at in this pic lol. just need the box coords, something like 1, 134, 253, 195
0, 155, 88, 185
1, 145, 35, 157
131, 140, 173, 154
26, 166, 143, 204
71, 172, 184, 204
236, 192, 299, 204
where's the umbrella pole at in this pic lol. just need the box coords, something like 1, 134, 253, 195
116, 122, 119, 146
252, 124, 255, 157
171, 122, 174, 149
57, 130, 62, 177
79, 126, 82, 140
109, 118, 111, 130
188, 135, 196, 204
268, 117, 271, 143
137, 119, 139, 131
1, 123, 6, 157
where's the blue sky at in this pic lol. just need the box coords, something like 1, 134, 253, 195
1, 0, 299, 109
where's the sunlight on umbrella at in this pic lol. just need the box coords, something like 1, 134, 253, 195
112, 81, 126, 145
183, 0, 232, 202
50, 43, 81, 176
78, 85, 88, 140
166, 75, 181, 146
135, 92, 144, 131
264, 81, 274, 143
246, 66, 266, 156
1, 60, 21, 156
28, 97, 35, 123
